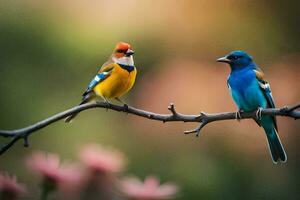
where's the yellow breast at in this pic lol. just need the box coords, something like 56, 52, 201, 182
93, 63, 137, 98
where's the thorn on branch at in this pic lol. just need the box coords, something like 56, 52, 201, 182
195, 111, 207, 121
168, 103, 178, 116
23, 136, 29, 147
286, 104, 300, 112
198, 112, 208, 120
279, 104, 300, 119
280, 106, 289, 113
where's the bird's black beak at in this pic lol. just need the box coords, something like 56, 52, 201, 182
125, 49, 134, 57
216, 56, 230, 63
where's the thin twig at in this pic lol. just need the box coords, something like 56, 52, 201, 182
184, 112, 209, 136
0, 101, 299, 155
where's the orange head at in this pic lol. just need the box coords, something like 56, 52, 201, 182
113, 42, 134, 58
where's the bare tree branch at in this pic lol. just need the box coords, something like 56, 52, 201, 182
0, 101, 299, 155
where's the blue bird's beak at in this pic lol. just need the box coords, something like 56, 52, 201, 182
216, 56, 230, 63
125, 49, 134, 57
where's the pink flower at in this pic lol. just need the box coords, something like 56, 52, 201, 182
26, 151, 83, 195
79, 144, 126, 174
77, 144, 126, 199
120, 176, 179, 200
0, 172, 26, 198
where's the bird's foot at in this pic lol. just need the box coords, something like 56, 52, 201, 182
115, 97, 126, 105
235, 110, 243, 122
101, 98, 111, 111
115, 97, 129, 113
256, 107, 263, 120
98, 99, 110, 106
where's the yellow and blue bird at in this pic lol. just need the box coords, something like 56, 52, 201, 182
65, 42, 137, 122
217, 51, 287, 164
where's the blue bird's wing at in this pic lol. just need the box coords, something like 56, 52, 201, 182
82, 63, 114, 97
255, 69, 278, 130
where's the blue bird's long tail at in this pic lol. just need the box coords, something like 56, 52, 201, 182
262, 118, 287, 163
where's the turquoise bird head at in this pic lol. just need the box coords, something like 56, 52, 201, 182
217, 50, 254, 69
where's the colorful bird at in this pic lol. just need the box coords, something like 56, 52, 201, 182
217, 51, 287, 163
65, 42, 137, 122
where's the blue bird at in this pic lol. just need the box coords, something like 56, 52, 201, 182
217, 51, 287, 164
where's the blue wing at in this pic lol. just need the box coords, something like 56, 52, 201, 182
257, 75, 278, 130
87, 73, 108, 90
82, 66, 113, 97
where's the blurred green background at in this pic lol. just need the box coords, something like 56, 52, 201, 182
0, 0, 300, 199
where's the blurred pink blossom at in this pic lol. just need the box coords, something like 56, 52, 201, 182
120, 176, 178, 200
26, 151, 83, 195
0, 172, 26, 198
79, 144, 126, 174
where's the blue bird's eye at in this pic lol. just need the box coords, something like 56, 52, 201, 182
228, 55, 239, 60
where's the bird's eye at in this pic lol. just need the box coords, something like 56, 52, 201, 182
116, 49, 125, 53
229, 55, 239, 60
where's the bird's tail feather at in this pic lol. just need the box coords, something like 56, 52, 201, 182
265, 127, 287, 164
65, 95, 92, 123
64, 101, 85, 123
